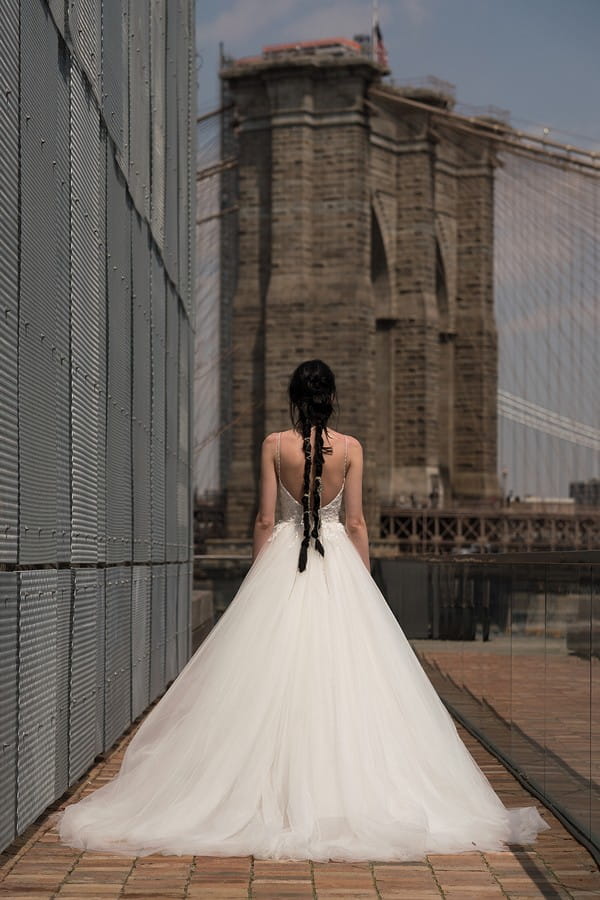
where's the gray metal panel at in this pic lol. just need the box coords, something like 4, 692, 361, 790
104, 567, 131, 750
69, 569, 100, 782
163, 0, 178, 285
178, 308, 190, 560
177, 561, 190, 670
16, 570, 58, 833
185, 0, 196, 321
165, 286, 179, 560
150, 564, 166, 699
128, 0, 150, 218
0, 0, 194, 853
19, 0, 70, 565
101, 0, 128, 172
71, 62, 102, 564
151, 252, 167, 562
47, 0, 66, 37
68, 0, 101, 105
177, 0, 189, 307
55, 35, 72, 566
106, 148, 132, 563
165, 563, 178, 683
132, 213, 152, 562
0, 1, 19, 565
131, 565, 151, 718
54, 569, 71, 797
0, 573, 18, 850
97, 130, 108, 564
150, 0, 166, 249
95, 569, 106, 753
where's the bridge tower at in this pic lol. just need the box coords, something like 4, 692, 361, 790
220, 42, 501, 538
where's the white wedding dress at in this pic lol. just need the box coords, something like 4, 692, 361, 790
56, 436, 549, 861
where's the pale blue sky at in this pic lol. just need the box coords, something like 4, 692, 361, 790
196, 0, 600, 148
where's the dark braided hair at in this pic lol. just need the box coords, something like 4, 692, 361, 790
288, 360, 336, 572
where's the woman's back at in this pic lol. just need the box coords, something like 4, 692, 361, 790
278, 427, 347, 508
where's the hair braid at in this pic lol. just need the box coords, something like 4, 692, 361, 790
310, 423, 325, 558
297, 415, 312, 572
288, 359, 337, 574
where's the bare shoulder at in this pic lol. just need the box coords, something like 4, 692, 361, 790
343, 433, 363, 454
336, 432, 362, 466
261, 432, 279, 451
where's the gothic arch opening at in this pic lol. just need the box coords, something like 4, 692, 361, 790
372, 207, 394, 502
371, 208, 391, 319
436, 241, 453, 504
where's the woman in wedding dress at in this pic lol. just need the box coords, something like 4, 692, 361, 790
56, 359, 549, 861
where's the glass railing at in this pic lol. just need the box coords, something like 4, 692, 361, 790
372, 552, 600, 860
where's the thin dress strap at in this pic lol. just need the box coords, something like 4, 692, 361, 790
276, 432, 281, 483
343, 434, 348, 481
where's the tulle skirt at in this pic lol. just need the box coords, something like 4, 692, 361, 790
55, 518, 549, 860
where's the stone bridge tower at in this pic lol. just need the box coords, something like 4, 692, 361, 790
220, 42, 501, 538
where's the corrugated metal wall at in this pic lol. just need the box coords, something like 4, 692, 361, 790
0, 0, 196, 852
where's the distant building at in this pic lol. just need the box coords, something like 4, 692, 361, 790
220, 40, 501, 537
569, 479, 600, 506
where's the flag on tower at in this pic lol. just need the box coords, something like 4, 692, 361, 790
371, 1, 389, 68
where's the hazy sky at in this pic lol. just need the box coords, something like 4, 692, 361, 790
196, 0, 600, 149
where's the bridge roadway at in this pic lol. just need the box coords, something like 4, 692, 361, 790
1, 707, 598, 899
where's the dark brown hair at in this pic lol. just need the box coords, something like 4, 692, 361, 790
288, 360, 336, 572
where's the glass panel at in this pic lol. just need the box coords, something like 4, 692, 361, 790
591, 566, 600, 848
398, 555, 599, 853
545, 563, 591, 839
510, 563, 546, 794
486, 563, 512, 756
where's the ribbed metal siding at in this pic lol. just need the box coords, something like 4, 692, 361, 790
0, 0, 195, 854
177, 0, 189, 308
95, 569, 106, 754
56, 36, 72, 567
97, 131, 108, 564
132, 213, 152, 563
101, 2, 128, 173
150, 564, 166, 699
186, 0, 196, 324
47, 0, 66, 38
104, 567, 131, 751
165, 562, 179, 683
16, 570, 58, 833
131, 565, 151, 718
0, 573, 18, 849
150, 0, 166, 249
178, 308, 190, 560
165, 285, 179, 560
71, 63, 101, 564
128, 0, 150, 219
106, 149, 132, 563
19, 0, 70, 566
69, 569, 101, 782
68, 0, 101, 105
163, 0, 178, 285
151, 252, 167, 562
54, 570, 71, 797
0, 1, 19, 565
177, 561, 191, 670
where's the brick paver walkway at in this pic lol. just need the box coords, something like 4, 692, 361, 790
1, 713, 598, 899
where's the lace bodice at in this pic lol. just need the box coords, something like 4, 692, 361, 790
276, 431, 347, 527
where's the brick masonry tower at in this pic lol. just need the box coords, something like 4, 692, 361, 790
220, 42, 501, 538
